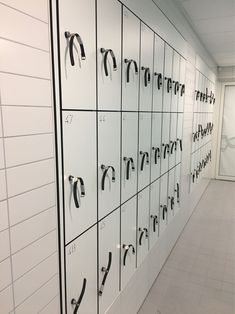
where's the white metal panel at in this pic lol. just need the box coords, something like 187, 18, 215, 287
149, 180, 160, 249
160, 113, 170, 175
163, 44, 173, 112
178, 57, 186, 112
151, 113, 162, 182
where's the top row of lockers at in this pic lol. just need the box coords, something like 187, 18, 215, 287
57, 0, 187, 112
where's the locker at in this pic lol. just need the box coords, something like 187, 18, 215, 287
121, 197, 137, 290
121, 113, 138, 203
151, 113, 162, 182
174, 164, 181, 214
63, 112, 97, 244
171, 51, 180, 112
98, 210, 120, 313
98, 112, 120, 219
149, 180, 160, 249
161, 113, 170, 175
169, 113, 177, 169
178, 57, 186, 112
159, 173, 168, 235
176, 113, 183, 165
167, 168, 175, 223
58, 0, 96, 110
152, 34, 164, 112
122, 8, 140, 111
139, 23, 154, 112
66, 226, 97, 314
97, 0, 121, 110
163, 44, 173, 112
138, 113, 151, 191
137, 187, 150, 266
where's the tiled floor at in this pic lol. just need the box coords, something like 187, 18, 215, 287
138, 180, 235, 314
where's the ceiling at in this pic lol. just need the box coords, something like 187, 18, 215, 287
175, 0, 235, 66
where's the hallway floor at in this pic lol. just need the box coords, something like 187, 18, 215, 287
138, 180, 235, 314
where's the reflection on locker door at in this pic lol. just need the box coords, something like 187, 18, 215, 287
58, 0, 96, 110
97, 0, 121, 110
99, 210, 120, 313
161, 113, 170, 175
137, 187, 150, 266
152, 34, 164, 112
174, 163, 181, 214
171, 51, 180, 112
122, 113, 138, 203
167, 168, 175, 223
159, 173, 168, 235
98, 112, 120, 219
178, 57, 186, 112
121, 197, 137, 290
176, 113, 183, 165
163, 44, 173, 112
139, 23, 154, 111
169, 113, 177, 170
63, 112, 97, 244
149, 180, 160, 249
138, 113, 151, 191
66, 226, 97, 314
122, 8, 140, 111
151, 113, 162, 182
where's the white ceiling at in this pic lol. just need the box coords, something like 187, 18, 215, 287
175, 0, 235, 66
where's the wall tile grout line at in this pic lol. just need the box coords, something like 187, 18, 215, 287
38, 293, 59, 313
5, 156, 55, 171
0, 36, 50, 53
0, 70, 51, 82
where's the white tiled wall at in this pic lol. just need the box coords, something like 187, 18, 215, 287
0, 1, 59, 313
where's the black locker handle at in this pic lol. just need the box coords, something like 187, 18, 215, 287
195, 90, 200, 101
141, 67, 151, 87
175, 183, 180, 203
65, 32, 86, 67
154, 72, 163, 90
192, 172, 195, 183
123, 244, 135, 266
200, 92, 204, 101
163, 144, 169, 159
152, 147, 160, 164
170, 141, 177, 154
71, 278, 87, 314
140, 151, 149, 171
124, 59, 138, 83
138, 228, 144, 246
162, 205, 167, 220
69, 176, 85, 208
169, 196, 174, 210
101, 165, 115, 191
150, 215, 158, 232
177, 138, 182, 151
180, 84, 185, 97
99, 252, 112, 296
174, 81, 180, 95
124, 157, 135, 180
165, 77, 172, 93
100, 48, 117, 77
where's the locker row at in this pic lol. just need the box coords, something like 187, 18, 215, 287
58, 0, 186, 112
63, 111, 183, 244
192, 112, 213, 152
66, 163, 181, 314
194, 70, 215, 113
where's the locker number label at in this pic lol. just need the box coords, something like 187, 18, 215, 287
68, 243, 76, 256
65, 114, 73, 125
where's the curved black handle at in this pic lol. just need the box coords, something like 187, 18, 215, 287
150, 215, 158, 232
154, 72, 163, 90
65, 32, 86, 67
175, 183, 180, 203
192, 172, 195, 183
140, 151, 149, 171
71, 278, 87, 314
169, 196, 174, 210
100, 48, 117, 77
101, 165, 115, 191
177, 138, 182, 151
200, 92, 204, 102
123, 244, 135, 266
124, 59, 138, 83
174, 81, 180, 95
195, 90, 200, 101
69, 176, 85, 208
193, 132, 198, 143
152, 147, 160, 164
138, 228, 144, 246
163, 144, 170, 159
165, 77, 172, 93
99, 252, 112, 296
180, 84, 185, 97
170, 141, 177, 154
141, 67, 151, 87
124, 157, 135, 180
162, 205, 167, 220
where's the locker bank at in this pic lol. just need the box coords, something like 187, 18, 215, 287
0, 0, 235, 313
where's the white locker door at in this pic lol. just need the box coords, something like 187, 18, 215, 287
169, 113, 177, 170
63, 112, 97, 244
98, 112, 120, 219
138, 113, 151, 191
152, 34, 164, 112
66, 226, 97, 314
178, 57, 186, 112
171, 51, 180, 112
97, 0, 121, 110
121, 197, 137, 290
122, 113, 138, 203
149, 180, 160, 249
163, 44, 173, 112
137, 187, 150, 266
151, 113, 162, 182
99, 210, 120, 313
161, 113, 170, 175
176, 113, 183, 165
59, 0, 96, 110
167, 168, 175, 223
159, 173, 168, 235
174, 163, 181, 214
139, 23, 154, 112
122, 8, 140, 111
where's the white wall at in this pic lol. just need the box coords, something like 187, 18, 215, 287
0, 1, 59, 313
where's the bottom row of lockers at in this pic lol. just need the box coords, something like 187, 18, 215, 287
65, 163, 181, 314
